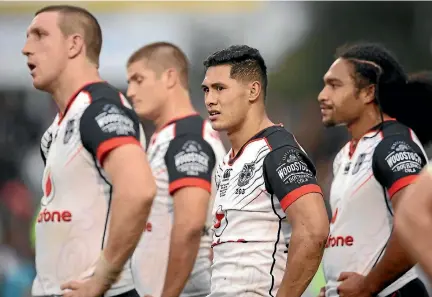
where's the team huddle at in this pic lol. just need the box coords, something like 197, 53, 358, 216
24, 4, 432, 297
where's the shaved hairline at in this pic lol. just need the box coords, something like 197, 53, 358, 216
35, 5, 102, 66
128, 42, 189, 89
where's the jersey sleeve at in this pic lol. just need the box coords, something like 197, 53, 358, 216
264, 145, 323, 211
372, 134, 427, 198
80, 98, 142, 166
164, 134, 216, 195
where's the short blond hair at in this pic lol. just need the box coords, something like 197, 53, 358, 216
128, 42, 189, 89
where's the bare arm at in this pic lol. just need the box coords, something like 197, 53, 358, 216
395, 167, 432, 279
363, 188, 415, 295
161, 187, 210, 297
277, 193, 329, 297
72, 97, 156, 288
102, 144, 156, 270
262, 144, 329, 297
160, 133, 216, 297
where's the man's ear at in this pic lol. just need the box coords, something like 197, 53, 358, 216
67, 33, 84, 59
248, 81, 261, 103
360, 84, 376, 104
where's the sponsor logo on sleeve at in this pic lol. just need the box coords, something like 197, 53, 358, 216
276, 149, 313, 184
174, 140, 210, 176
95, 104, 136, 136
385, 141, 423, 174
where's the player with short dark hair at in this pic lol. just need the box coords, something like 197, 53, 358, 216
318, 43, 432, 297
23, 5, 156, 297
202, 45, 329, 297
126, 42, 226, 297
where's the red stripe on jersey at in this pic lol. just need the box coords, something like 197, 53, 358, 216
169, 178, 211, 195
280, 184, 323, 211
351, 173, 373, 196
97, 136, 140, 165
388, 175, 417, 198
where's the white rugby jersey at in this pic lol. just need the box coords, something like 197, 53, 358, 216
323, 120, 428, 297
131, 114, 226, 297
210, 125, 323, 297
34, 82, 146, 297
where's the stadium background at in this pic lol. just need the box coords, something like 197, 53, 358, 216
1, 1, 432, 296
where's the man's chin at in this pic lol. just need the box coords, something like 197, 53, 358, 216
322, 118, 337, 128
32, 78, 49, 91
209, 121, 226, 132
135, 107, 157, 121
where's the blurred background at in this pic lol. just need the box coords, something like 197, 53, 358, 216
1, 1, 432, 296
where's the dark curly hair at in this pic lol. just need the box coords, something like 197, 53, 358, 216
336, 43, 432, 145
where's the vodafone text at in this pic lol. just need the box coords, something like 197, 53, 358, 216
325, 234, 354, 248
37, 208, 72, 223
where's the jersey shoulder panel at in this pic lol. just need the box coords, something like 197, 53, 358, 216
173, 114, 205, 137
371, 121, 427, 197
263, 125, 299, 151
79, 83, 143, 164
380, 120, 412, 139
82, 82, 129, 105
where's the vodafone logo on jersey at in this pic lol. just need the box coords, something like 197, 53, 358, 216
38, 167, 73, 223
41, 168, 55, 206
37, 208, 72, 223
325, 234, 354, 248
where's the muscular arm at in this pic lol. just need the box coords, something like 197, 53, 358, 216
280, 193, 329, 297
395, 166, 432, 280
364, 135, 427, 295
80, 98, 156, 284
160, 135, 216, 297
161, 187, 210, 297
102, 145, 156, 269
263, 145, 329, 297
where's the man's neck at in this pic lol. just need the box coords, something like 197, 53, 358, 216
154, 90, 197, 131
50, 64, 101, 114
348, 110, 391, 142
228, 110, 274, 157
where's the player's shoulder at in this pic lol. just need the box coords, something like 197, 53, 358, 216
373, 120, 424, 152
173, 114, 206, 137
379, 120, 413, 140
79, 82, 138, 122
82, 82, 127, 105
263, 124, 303, 152
169, 114, 218, 152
